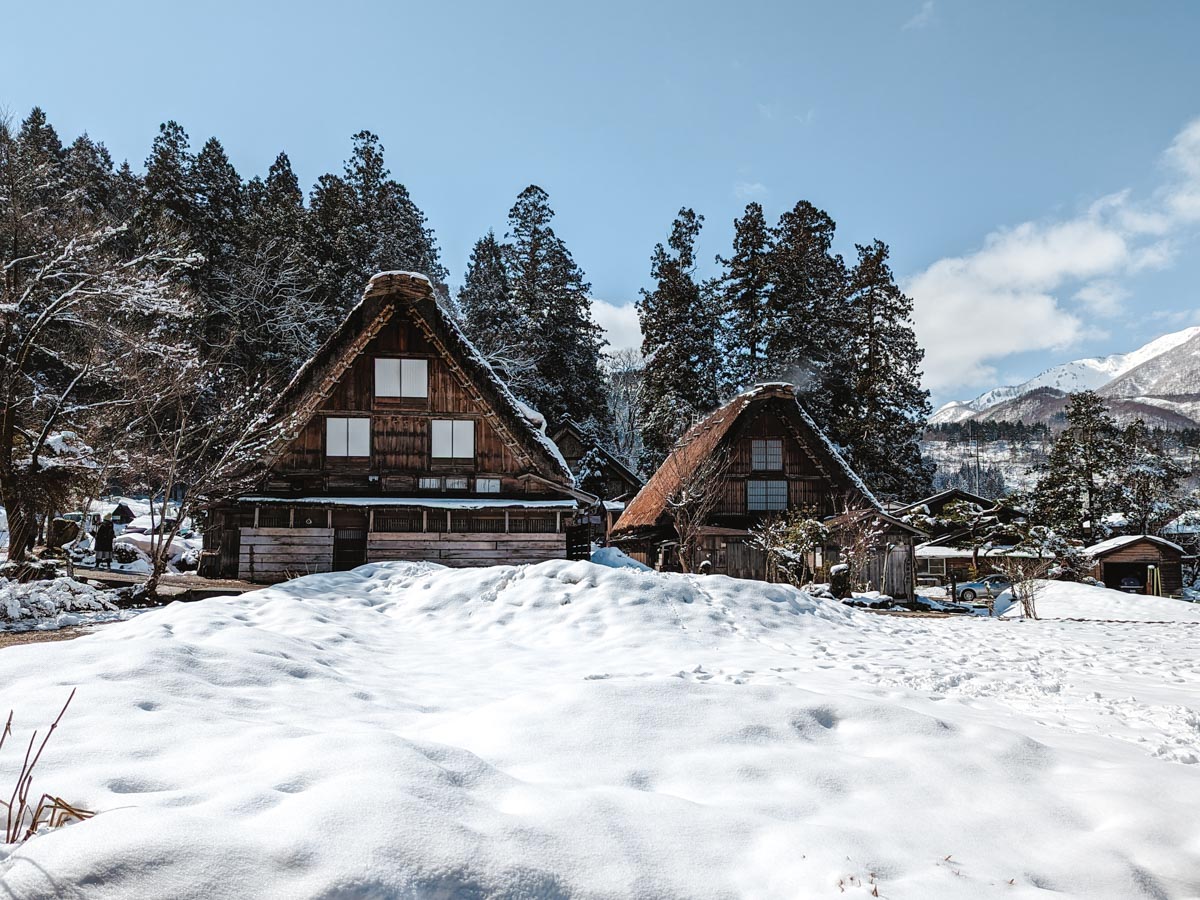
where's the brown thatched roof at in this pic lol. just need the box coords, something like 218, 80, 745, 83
240, 271, 573, 487
611, 383, 879, 536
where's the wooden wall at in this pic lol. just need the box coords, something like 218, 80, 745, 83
238, 527, 334, 583
1092, 542, 1183, 595
367, 532, 565, 567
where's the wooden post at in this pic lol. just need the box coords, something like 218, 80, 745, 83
422, 510, 428, 533
253, 505, 260, 528
368, 509, 375, 533
326, 509, 332, 528
504, 510, 510, 534
289, 507, 295, 529
446, 510, 452, 533
556, 511, 562, 533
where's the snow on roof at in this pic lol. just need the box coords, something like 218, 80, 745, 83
1163, 510, 1200, 535
1085, 534, 1185, 556
238, 496, 578, 510
915, 544, 1050, 559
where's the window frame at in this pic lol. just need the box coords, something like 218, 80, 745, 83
430, 419, 475, 460
325, 416, 371, 458
751, 438, 783, 471
374, 357, 429, 399
476, 477, 501, 494
747, 479, 788, 512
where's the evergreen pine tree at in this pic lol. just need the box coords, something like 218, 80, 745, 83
457, 230, 533, 390
827, 240, 933, 499
637, 208, 722, 468
305, 131, 447, 313
502, 186, 609, 431
140, 121, 196, 241
1030, 391, 1124, 540
1114, 419, 1188, 535
717, 202, 773, 390
763, 200, 847, 423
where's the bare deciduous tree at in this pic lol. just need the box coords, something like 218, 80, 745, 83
652, 448, 728, 574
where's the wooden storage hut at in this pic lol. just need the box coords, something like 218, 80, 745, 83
610, 383, 918, 596
1085, 534, 1184, 596
206, 271, 587, 583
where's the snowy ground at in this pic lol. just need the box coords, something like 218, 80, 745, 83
0, 562, 1198, 898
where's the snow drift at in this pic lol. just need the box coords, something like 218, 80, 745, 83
0, 561, 1197, 898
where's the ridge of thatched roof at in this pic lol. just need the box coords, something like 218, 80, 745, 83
611, 383, 878, 535
243, 271, 573, 486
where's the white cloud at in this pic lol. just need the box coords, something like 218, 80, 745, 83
1073, 280, 1129, 318
591, 298, 642, 353
734, 181, 768, 199
907, 115, 1200, 395
903, 1, 936, 30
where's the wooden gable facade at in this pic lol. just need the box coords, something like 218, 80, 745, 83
206, 272, 583, 583
609, 383, 919, 593
550, 418, 643, 501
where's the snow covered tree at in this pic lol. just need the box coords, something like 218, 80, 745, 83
637, 208, 722, 469
1029, 391, 1125, 541
601, 348, 646, 474
717, 202, 773, 390
457, 230, 534, 393
1113, 419, 1189, 535
139, 121, 196, 242
749, 509, 827, 585
0, 109, 189, 561
825, 240, 932, 500
502, 186, 609, 432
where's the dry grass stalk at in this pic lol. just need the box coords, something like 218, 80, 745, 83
1, 688, 95, 843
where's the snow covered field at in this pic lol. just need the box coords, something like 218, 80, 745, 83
0, 562, 1198, 898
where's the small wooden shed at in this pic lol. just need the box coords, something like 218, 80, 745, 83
1085, 535, 1184, 596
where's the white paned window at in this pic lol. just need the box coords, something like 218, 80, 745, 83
326, 417, 370, 457
477, 477, 501, 493
431, 419, 475, 459
445, 477, 469, 490
751, 439, 783, 471
747, 479, 788, 511
418, 477, 441, 490
375, 358, 429, 398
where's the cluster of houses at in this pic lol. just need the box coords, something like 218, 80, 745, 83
204, 272, 1190, 598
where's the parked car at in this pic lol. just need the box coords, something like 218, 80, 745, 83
955, 575, 1011, 602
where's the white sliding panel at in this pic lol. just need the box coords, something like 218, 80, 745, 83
400, 359, 428, 397
453, 420, 475, 458
431, 419, 454, 458
326, 417, 348, 456
375, 359, 401, 397
347, 418, 371, 457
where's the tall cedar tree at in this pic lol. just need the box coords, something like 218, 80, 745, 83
1030, 391, 1125, 540
1114, 419, 1189, 535
305, 131, 446, 318
637, 208, 722, 469
764, 201, 846, 422
457, 230, 533, 391
503, 186, 609, 432
717, 202, 773, 390
827, 240, 933, 499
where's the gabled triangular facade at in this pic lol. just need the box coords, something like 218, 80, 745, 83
209, 272, 582, 582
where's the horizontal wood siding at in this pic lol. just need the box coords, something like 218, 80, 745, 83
368, 531, 565, 567
239, 527, 334, 583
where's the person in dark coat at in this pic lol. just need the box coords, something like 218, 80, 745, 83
94, 515, 116, 569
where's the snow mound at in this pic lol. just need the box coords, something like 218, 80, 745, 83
0, 578, 118, 629
590, 545, 652, 571
0, 562, 1198, 898
1001, 579, 1200, 622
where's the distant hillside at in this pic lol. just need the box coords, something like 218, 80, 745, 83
932, 325, 1200, 428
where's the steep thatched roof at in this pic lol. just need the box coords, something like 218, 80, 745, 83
611, 383, 878, 536
240, 271, 573, 487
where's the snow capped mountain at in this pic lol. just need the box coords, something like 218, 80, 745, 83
931, 325, 1200, 427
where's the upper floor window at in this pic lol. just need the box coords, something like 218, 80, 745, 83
431, 419, 475, 459
476, 477, 501, 493
375, 358, 428, 398
747, 479, 788, 512
751, 439, 783, 471
327, 417, 370, 457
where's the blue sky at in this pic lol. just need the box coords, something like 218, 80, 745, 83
4, 0, 1199, 403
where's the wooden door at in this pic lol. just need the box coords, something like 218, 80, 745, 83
332, 510, 368, 571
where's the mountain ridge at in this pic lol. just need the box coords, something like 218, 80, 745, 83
931, 325, 1200, 428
